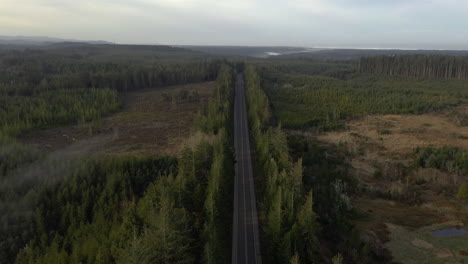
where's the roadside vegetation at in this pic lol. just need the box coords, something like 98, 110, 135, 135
245, 65, 374, 264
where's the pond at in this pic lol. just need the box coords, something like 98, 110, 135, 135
431, 227, 467, 237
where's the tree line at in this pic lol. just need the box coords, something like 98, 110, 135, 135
0, 88, 120, 136
0, 52, 221, 95
358, 55, 468, 80
245, 65, 321, 263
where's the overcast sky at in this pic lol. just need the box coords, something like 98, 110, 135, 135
1, 0, 468, 49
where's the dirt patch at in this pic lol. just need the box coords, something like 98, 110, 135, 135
433, 248, 454, 258
20, 82, 215, 157
303, 110, 468, 203
317, 113, 468, 155
412, 239, 434, 249
353, 197, 445, 230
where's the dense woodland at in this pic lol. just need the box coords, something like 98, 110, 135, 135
0, 49, 236, 264
244, 65, 374, 263
0, 45, 222, 137
258, 60, 468, 130
273, 49, 468, 61
359, 55, 468, 80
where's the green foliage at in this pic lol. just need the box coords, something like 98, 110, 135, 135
332, 254, 344, 264
245, 62, 370, 263
415, 146, 468, 174
202, 130, 234, 264
373, 169, 383, 179
117, 175, 195, 264
295, 192, 320, 263
379, 129, 391, 135
287, 134, 371, 263
0, 46, 221, 93
244, 65, 321, 264
0, 46, 223, 137
0, 88, 120, 136
200, 65, 235, 264
195, 65, 234, 134
359, 55, 468, 80
10, 156, 177, 264
289, 253, 301, 264
457, 183, 468, 200
1, 57, 236, 263
0, 138, 42, 177
161, 89, 201, 103
117, 63, 235, 264
258, 60, 354, 80
259, 61, 468, 129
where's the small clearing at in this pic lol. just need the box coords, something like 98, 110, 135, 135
21, 82, 215, 157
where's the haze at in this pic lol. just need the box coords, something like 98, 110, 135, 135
2, 0, 468, 49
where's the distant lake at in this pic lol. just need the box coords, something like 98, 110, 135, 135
431, 227, 467, 237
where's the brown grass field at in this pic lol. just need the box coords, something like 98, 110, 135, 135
20, 81, 215, 157
296, 107, 468, 264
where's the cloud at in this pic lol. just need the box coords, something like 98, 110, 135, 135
0, 0, 467, 48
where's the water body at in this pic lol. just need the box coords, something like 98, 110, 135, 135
263, 48, 320, 58
431, 227, 467, 237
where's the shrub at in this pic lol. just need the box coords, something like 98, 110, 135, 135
457, 183, 468, 200
373, 169, 383, 179
379, 129, 392, 135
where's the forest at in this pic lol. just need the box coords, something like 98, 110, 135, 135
258, 60, 468, 130
358, 55, 468, 80
244, 65, 374, 264
256, 54, 468, 264
0, 42, 236, 264
2, 42, 468, 264
0, 45, 222, 137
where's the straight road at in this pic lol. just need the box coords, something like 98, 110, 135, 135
232, 74, 262, 264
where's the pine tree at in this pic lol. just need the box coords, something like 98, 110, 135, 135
289, 253, 301, 264
332, 254, 344, 264
295, 191, 320, 263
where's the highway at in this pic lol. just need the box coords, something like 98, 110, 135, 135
232, 73, 262, 264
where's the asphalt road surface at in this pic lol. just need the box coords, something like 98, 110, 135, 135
232, 73, 262, 264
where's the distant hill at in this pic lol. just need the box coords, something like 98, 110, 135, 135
0, 41, 213, 62
0, 35, 112, 46
177, 45, 322, 58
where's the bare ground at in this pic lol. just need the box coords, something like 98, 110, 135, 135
20, 82, 215, 157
